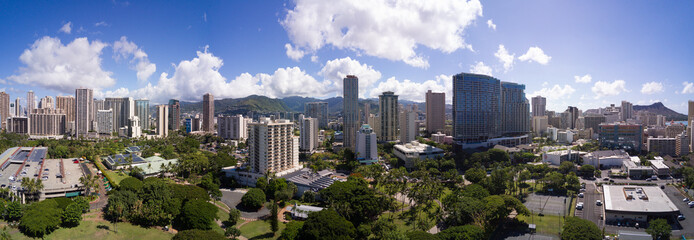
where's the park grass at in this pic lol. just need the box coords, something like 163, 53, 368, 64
380, 211, 413, 233
568, 196, 577, 217
517, 213, 563, 236
240, 220, 286, 240
6, 220, 174, 240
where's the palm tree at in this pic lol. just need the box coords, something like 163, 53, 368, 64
80, 175, 98, 197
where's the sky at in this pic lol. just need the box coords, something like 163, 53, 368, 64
0, 0, 693, 113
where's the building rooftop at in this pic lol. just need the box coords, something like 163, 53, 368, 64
622, 160, 652, 170
104, 153, 146, 167
649, 160, 668, 170
604, 185, 679, 213
0, 147, 84, 194
132, 156, 178, 176
586, 150, 629, 158
393, 141, 444, 154
283, 168, 341, 190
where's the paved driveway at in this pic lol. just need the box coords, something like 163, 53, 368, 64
221, 189, 270, 219
575, 182, 603, 228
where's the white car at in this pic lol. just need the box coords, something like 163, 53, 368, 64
576, 202, 584, 210
578, 193, 584, 198
596, 200, 602, 206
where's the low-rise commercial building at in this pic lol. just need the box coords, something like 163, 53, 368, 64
603, 185, 679, 224
542, 150, 583, 166
649, 158, 670, 176
393, 141, 444, 169
582, 150, 631, 168
621, 160, 654, 179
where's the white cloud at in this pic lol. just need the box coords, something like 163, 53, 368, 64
574, 74, 592, 83
494, 44, 514, 72
7, 36, 114, 93
318, 57, 382, 97
59, 22, 72, 34
369, 76, 449, 102
680, 82, 694, 94
203, 12, 207, 22
104, 48, 331, 103
94, 21, 108, 27
591, 80, 627, 99
529, 84, 576, 100
282, 0, 483, 68
113, 36, 156, 82
487, 19, 496, 30
640, 81, 664, 95
284, 43, 306, 61
469, 61, 492, 76
518, 46, 551, 65
310, 55, 318, 63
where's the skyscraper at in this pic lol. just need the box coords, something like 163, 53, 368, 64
105, 97, 134, 133
97, 109, 114, 134
39, 96, 54, 110
135, 99, 150, 131
304, 102, 328, 129
29, 108, 65, 136
56, 96, 75, 130
452, 73, 530, 145
378, 91, 399, 142
156, 105, 168, 137
531, 96, 546, 117
75, 88, 93, 136
399, 108, 416, 143
26, 91, 35, 115
14, 98, 21, 117
218, 114, 248, 140
355, 124, 378, 163
168, 99, 180, 131
203, 93, 214, 132
343, 75, 359, 149
0, 92, 9, 130
688, 100, 693, 127
621, 101, 633, 121
425, 90, 445, 133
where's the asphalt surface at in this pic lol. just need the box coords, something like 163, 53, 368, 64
662, 185, 694, 238
575, 182, 604, 228
220, 188, 270, 219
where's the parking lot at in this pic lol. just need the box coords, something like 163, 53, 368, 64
662, 185, 694, 238
524, 193, 569, 216
574, 182, 604, 227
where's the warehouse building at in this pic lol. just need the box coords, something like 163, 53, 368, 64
603, 185, 679, 224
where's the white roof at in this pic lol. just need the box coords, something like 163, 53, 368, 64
604, 185, 678, 213
649, 160, 668, 170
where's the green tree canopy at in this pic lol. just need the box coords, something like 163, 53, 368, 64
173, 229, 226, 240
280, 221, 304, 240
646, 218, 671, 240
241, 188, 266, 210
179, 199, 218, 230
20, 199, 62, 238
62, 202, 83, 227
580, 165, 596, 178
436, 225, 484, 240
561, 217, 601, 240
319, 177, 388, 225
298, 209, 356, 240
119, 177, 144, 193
464, 167, 486, 184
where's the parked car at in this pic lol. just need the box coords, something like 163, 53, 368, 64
688, 201, 694, 208
660, 185, 665, 189
679, 214, 686, 221
576, 202, 584, 210
684, 198, 690, 202
596, 200, 602, 206
578, 193, 584, 198
603, 177, 609, 181
609, 179, 614, 183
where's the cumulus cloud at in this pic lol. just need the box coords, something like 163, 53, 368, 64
369, 75, 450, 102
680, 82, 694, 94
281, 0, 483, 68
494, 45, 514, 72
7, 36, 115, 93
529, 84, 576, 100
318, 57, 382, 97
59, 22, 72, 34
103, 48, 331, 103
469, 61, 492, 76
113, 36, 156, 82
574, 74, 592, 83
94, 21, 108, 27
284, 43, 306, 61
592, 80, 627, 99
487, 19, 496, 30
518, 46, 551, 65
640, 81, 664, 95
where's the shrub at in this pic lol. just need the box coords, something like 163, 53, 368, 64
241, 188, 265, 210
119, 177, 144, 192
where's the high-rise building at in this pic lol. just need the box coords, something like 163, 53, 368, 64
128, 116, 141, 138
501, 82, 530, 134
56, 96, 75, 130
168, 99, 180, 131
452, 73, 531, 145
203, 93, 214, 132
0, 92, 9, 130
14, 98, 21, 117
362, 101, 371, 125
621, 101, 633, 121
304, 102, 329, 129
343, 75, 359, 149
355, 124, 378, 163
97, 109, 114, 134
399, 109, 416, 144
248, 118, 300, 176
218, 114, 248, 140
29, 108, 66, 136
531, 96, 546, 117
598, 123, 643, 152
425, 90, 445, 133
299, 117, 318, 152
532, 116, 548, 136
379, 91, 399, 142
688, 100, 694, 128
9, 102, 15, 118
156, 105, 168, 137
75, 88, 93, 136
6, 117, 29, 134
94, 99, 105, 111
39, 96, 54, 110
584, 114, 606, 133
26, 91, 35, 115
105, 97, 134, 133
135, 99, 150, 131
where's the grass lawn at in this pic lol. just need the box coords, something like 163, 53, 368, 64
517, 213, 563, 236
6, 220, 174, 240
568, 196, 577, 217
239, 220, 286, 240
379, 211, 413, 233
94, 158, 128, 187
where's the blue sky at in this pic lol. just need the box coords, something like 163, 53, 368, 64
0, 0, 693, 113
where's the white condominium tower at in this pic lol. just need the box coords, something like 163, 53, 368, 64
248, 118, 300, 176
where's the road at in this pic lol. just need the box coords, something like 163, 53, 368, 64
575, 182, 603, 227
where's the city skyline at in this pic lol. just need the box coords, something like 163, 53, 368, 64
0, 1, 693, 113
